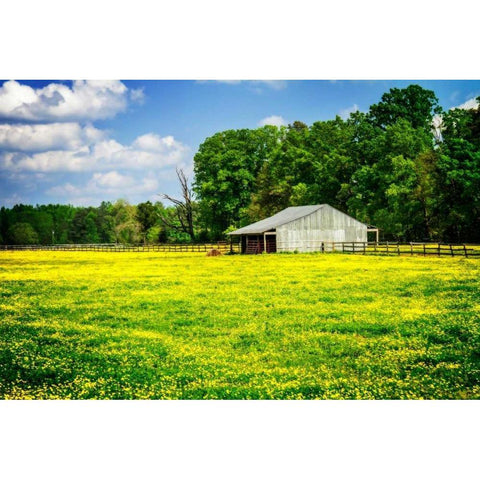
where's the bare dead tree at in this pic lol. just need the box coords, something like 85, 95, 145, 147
159, 168, 195, 241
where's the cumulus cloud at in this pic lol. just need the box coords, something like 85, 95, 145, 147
258, 115, 287, 127
0, 132, 190, 174
0, 80, 195, 207
132, 133, 179, 152
0, 80, 130, 122
453, 97, 479, 110
90, 171, 136, 189
0, 122, 104, 152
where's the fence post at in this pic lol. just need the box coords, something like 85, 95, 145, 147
450, 244, 454, 257
438, 243, 441, 257
410, 242, 413, 255
386, 242, 389, 255
463, 244, 468, 258
423, 244, 426, 256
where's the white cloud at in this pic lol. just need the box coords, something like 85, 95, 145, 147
0, 80, 196, 207
0, 80, 130, 122
90, 171, 136, 189
338, 104, 359, 120
258, 115, 287, 127
132, 133, 179, 152
0, 122, 104, 152
46, 171, 159, 204
0, 132, 190, 173
454, 97, 479, 110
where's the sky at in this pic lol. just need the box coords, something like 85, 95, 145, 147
1, 79, 479, 208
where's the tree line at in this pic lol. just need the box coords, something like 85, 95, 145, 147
1, 84, 479, 245
193, 85, 480, 243
0, 200, 201, 245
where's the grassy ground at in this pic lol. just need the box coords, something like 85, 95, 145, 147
0, 251, 479, 399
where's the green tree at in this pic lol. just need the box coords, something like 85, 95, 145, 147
145, 225, 168, 244
69, 208, 100, 243
348, 119, 434, 240
249, 117, 360, 219
96, 201, 115, 243
112, 200, 141, 244
194, 125, 282, 237
247, 122, 310, 220
7, 222, 39, 244
368, 84, 441, 130
136, 201, 157, 232
435, 101, 480, 242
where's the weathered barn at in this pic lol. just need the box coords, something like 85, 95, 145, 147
228, 204, 367, 254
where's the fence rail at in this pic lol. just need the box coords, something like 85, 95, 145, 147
274, 240, 480, 257
0, 242, 241, 253
1, 241, 479, 258
334, 241, 480, 257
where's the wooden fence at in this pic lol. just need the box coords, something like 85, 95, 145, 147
334, 242, 480, 258
0, 242, 241, 253
274, 240, 480, 257
1, 241, 479, 258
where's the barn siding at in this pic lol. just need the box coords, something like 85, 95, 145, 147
276, 205, 367, 252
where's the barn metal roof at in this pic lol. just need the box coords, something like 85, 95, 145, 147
228, 205, 326, 235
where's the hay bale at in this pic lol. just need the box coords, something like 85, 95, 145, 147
207, 249, 222, 257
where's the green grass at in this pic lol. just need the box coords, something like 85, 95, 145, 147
0, 251, 479, 399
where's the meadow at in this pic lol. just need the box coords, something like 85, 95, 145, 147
0, 251, 479, 399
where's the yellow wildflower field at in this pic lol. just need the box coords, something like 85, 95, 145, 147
0, 251, 479, 399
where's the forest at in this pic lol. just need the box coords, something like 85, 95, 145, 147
1, 84, 479, 245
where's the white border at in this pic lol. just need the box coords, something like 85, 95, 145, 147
1, 0, 479, 478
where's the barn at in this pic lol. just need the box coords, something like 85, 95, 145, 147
228, 204, 368, 254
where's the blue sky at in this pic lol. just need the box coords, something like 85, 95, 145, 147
1, 79, 479, 208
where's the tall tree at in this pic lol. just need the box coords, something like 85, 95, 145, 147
69, 208, 100, 243
96, 201, 115, 243
136, 201, 158, 243
7, 222, 39, 245
348, 118, 434, 240
247, 122, 310, 220
194, 125, 282, 237
112, 200, 141, 244
368, 84, 441, 130
434, 100, 480, 242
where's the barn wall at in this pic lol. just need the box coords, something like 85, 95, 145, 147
276, 205, 367, 252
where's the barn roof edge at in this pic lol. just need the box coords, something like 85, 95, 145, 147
228, 204, 367, 235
